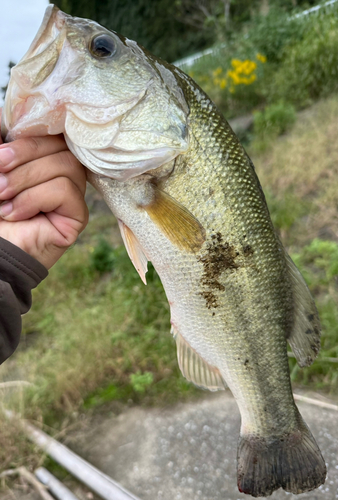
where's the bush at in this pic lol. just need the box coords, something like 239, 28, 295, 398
188, 4, 338, 118
189, 52, 268, 118
247, 8, 304, 63
130, 371, 154, 393
90, 238, 115, 274
253, 101, 296, 140
267, 9, 338, 107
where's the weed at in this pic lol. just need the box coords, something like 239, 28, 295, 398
253, 101, 296, 144
130, 371, 154, 394
288, 239, 338, 389
268, 11, 338, 107
247, 8, 305, 63
264, 190, 311, 237
90, 238, 115, 274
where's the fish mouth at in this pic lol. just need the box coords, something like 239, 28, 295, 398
1, 5, 68, 142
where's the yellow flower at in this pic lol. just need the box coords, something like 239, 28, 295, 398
227, 69, 241, 85
242, 60, 257, 75
220, 78, 227, 89
256, 53, 267, 63
213, 67, 223, 77
231, 59, 242, 68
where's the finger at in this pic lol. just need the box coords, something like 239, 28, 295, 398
0, 135, 68, 172
0, 177, 88, 235
0, 109, 2, 146
0, 150, 87, 200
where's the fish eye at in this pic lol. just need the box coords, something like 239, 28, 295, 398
90, 34, 116, 59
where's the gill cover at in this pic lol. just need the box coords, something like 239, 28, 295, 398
2, 5, 189, 180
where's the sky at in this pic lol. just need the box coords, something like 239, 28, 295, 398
0, 0, 49, 106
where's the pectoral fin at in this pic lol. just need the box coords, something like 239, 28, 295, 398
143, 189, 205, 253
285, 252, 321, 367
173, 330, 225, 391
118, 220, 148, 285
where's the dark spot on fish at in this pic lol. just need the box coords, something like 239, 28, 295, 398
305, 328, 313, 335
243, 245, 254, 257
198, 232, 238, 309
307, 314, 315, 322
200, 291, 218, 309
244, 359, 249, 367
212, 312, 215, 316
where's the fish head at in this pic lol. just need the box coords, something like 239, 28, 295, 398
1, 5, 189, 180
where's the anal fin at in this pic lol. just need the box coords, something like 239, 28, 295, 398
118, 220, 148, 285
285, 252, 321, 367
174, 330, 225, 391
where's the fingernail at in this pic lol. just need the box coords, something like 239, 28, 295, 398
0, 174, 8, 193
0, 147, 15, 167
0, 201, 13, 217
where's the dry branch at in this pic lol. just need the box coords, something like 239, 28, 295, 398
0, 467, 54, 500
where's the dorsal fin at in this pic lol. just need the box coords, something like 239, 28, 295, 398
285, 252, 321, 367
142, 188, 206, 253
173, 330, 226, 391
118, 220, 148, 285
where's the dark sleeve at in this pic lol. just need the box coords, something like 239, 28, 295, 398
0, 237, 48, 364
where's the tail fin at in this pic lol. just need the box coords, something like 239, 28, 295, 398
237, 421, 326, 497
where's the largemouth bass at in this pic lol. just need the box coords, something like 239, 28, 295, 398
1, 5, 326, 496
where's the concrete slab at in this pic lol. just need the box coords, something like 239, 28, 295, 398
67, 392, 338, 500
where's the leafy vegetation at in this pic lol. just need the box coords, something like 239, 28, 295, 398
188, 2, 338, 124
289, 239, 338, 388
89, 238, 115, 274
253, 101, 296, 148
267, 11, 338, 107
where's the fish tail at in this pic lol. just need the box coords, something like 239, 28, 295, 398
237, 420, 326, 497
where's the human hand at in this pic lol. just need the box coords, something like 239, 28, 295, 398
0, 110, 88, 269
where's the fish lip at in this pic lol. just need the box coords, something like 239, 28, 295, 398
22, 5, 66, 61
1, 5, 68, 142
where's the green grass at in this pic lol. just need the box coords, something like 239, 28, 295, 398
2, 237, 200, 425
287, 239, 338, 389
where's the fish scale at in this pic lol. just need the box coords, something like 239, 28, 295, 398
163, 81, 295, 431
2, 5, 326, 496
